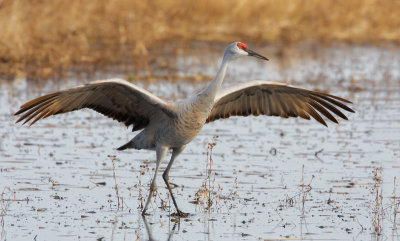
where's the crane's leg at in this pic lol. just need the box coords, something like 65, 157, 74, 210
142, 145, 168, 216
162, 145, 188, 217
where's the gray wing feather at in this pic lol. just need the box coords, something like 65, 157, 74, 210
206, 81, 354, 126
15, 78, 175, 131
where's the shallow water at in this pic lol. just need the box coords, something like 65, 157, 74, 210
1, 44, 400, 241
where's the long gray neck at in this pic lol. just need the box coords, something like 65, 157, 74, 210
198, 54, 230, 100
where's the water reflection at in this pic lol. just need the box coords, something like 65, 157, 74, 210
142, 216, 177, 241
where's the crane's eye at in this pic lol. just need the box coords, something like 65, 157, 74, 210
237, 42, 247, 51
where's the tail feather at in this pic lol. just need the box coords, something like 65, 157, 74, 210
116, 141, 132, 151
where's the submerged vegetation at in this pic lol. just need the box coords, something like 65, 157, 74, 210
0, 0, 399, 79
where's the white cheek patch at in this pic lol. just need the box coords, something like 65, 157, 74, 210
240, 49, 249, 55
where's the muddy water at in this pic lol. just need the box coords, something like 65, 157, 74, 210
1, 44, 400, 241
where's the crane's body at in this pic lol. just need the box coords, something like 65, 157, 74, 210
120, 69, 225, 151
15, 42, 354, 216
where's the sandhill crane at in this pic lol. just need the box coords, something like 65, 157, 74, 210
15, 42, 354, 216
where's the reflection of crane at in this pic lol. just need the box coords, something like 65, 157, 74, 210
15, 42, 354, 216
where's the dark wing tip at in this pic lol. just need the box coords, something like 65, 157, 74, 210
311, 92, 355, 114
14, 109, 23, 116
347, 107, 355, 113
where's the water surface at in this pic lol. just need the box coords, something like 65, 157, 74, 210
0, 44, 399, 241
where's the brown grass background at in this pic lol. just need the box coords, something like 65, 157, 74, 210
0, 0, 399, 80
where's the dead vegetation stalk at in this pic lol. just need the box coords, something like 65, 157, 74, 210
371, 167, 384, 236
300, 164, 314, 218
137, 162, 148, 210
1, 187, 16, 241
393, 176, 399, 233
301, 164, 305, 217
0, 192, 5, 240
195, 136, 218, 212
110, 155, 121, 210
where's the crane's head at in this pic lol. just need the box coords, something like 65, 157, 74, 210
224, 42, 269, 61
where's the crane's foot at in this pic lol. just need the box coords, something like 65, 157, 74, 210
141, 210, 150, 216
171, 209, 189, 217
169, 181, 179, 188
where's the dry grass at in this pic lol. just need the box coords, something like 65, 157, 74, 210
109, 155, 121, 210
1, 187, 16, 240
371, 168, 384, 236
194, 137, 218, 212
393, 177, 399, 234
1, 0, 399, 79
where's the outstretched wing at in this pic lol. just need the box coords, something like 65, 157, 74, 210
206, 81, 354, 126
15, 78, 175, 131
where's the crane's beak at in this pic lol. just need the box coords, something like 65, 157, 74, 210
247, 49, 269, 61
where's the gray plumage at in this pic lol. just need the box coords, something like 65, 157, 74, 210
15, 42, 354, 216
